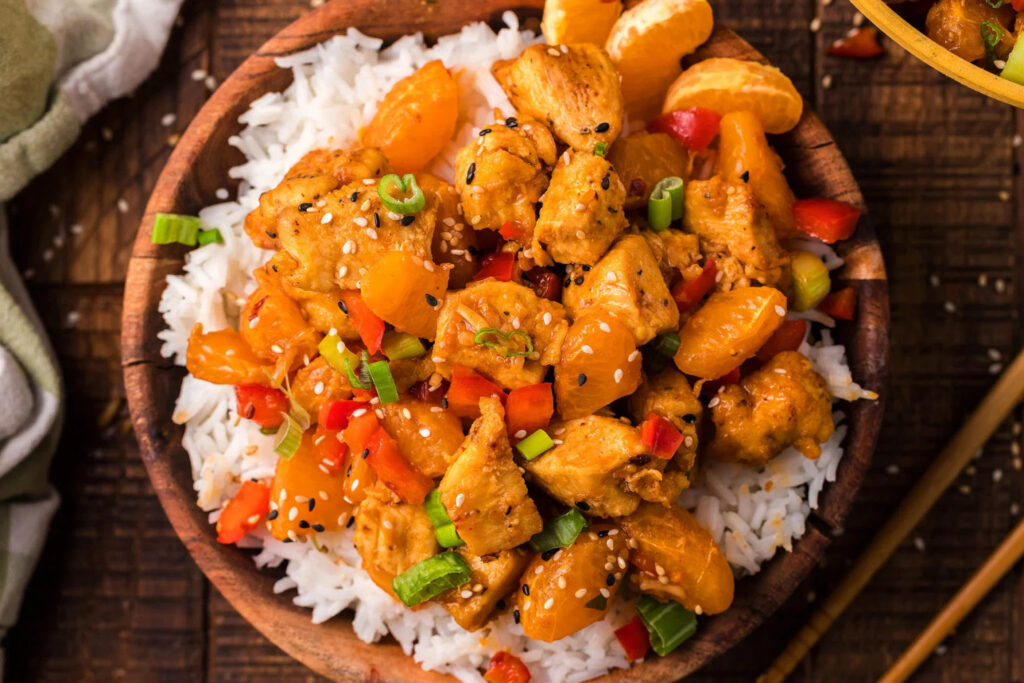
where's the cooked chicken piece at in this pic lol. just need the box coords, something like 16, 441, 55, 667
606, 131, 691, 210
239, 277, 321, 382
684, 176, 789, 289
273, 180, 437, 293
420, 173, 478, 289
492, 43, 623, 152
438, 546, 532, 631
353, 484, 438, 600
454, 116, 556, 246
628, 368, 702, 479
618, 502, 734, 615
439, 397, 543, 555
258, 256, 361, 340
388, 356, 437, 394
708, 351, 834, 465
433, 280, 569, 390
532, 149, 628, 266
523, 415, 672, 517
562, 235, 678, 345
292, 356, 353, 418
379, 398, 464, 478
641, 229, 703, 283
244, 147, 390, 250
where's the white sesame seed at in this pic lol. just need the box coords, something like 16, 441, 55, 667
443, 217, 455, 227
627, 350, 640, 362
560, 44, 568, 53
402, 408, 412, 419
581, 344, 594, 355
215, 188, 229, 200
313, 381, 324, 395
248, 317, 259, 329
247, 514, 260, 525
542, 312, 552, 325
382, 520, 393, 529
617, 556, 627, 569
288, 507, 298, 521
606, 538, 615, 550
365, 228, 379, 240
708, 397, 721, 408
599, 322, 611, 333
774, 305, 786, 317
913, 536, 926, 551
515, 430, 527, 439
684, 436, 694, 448
270, 344, 284, 354
543, 598, 555, 609
388, 211, 401, 221
455, 493, 465, 507
809, 17, 821, 32
614, 369, 624, 384
419, 427, 431, 438
204, 75, 218, 90
117, 198, 130, 213
351, 479, 360, 491
599, 588, 610, 599
360, 200, 371, 211
338, 265, 349, 278
993, 469, 1003, 483
574, 588, 587, 598
557, 577, 566, 589
461, 590, 473, 599
161, 113, 177, 127
353, 216, 368, 227
534, 566, 543, 575
362, 178, 375, 185
190, 68, 207, 81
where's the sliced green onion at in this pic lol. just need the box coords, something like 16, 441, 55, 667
981, 20, 1004, 64
529, 508, 588, 553
259, 426, 278, 436
344, 357, 370, 390
473, 327, 533, 358
594, 142, 608, 157
197, 228, 224, 245
317, 335, 368, 389
652, 176, 684, 224
515, 429, 555, 460
151, 213, 201, 245
424, 490, 465, 548
274, 413, 304, 459
367, 361, 399, 404
435, 524, 463, 548
636, 596, 697, 656
790, 250, 831, 311
377, 173, 426, 215
381, 331, 426, 360
1002, 34, 1024, 83
392, 551, 471, 606
647, 191, 672, 231
651, 332, 680, 359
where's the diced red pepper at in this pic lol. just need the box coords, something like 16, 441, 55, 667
342, 410, 380, 457
318, 399, 366, 431
792, 198, 862, 244
828, 27, 884, 59
819, 286, 857, 320
647, 107, 722, 152
312, 424, 347, 476
364, 427, 433, 504
1014, 0, 1024, 11
339, 291, 386, 355
473, 252, 516, 282
640, 413, 684, 459
756, 319, 807, 363
446, 365, 506, 418
703, 366, 741, 394
216, 480, 271, 544
505, 383, 554, 438
484, 651, 531, 683
671, 259, 718, 312
499, 220, 526, 242
235, 384, 289, 429
614, 615, 652, 662
525, 268, 563, 301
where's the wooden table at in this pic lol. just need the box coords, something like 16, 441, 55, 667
4, 1, 1021, 681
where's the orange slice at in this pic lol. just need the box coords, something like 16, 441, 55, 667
662, 57, 803, 134
604, 0, 713, 121
542, 0, 623, 45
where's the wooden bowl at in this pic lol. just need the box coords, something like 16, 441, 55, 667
850, 0, 1024, 107
122, 2, 889, 680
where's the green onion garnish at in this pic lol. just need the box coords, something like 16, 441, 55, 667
381, 331, 427, 360
151, 213, 201, 245
424, 490, 466, 548
651, 332, 680, 358
648, 176, 683, 231
594, 142, 608, 157
344, 357, 370, 390
515, 429, 555, 460
367, 361, 399, 404
635, 596, 698, 656
981, 20, 1005, 64
274, 412, 304, 459
197, 228, 224, 245
790, 250, 831, 311
377, 173, 426, 215
473, 327, 534, 358
1002, 34, 1024, 83
317, 335, 369, 389
529, 509, 588, 553
392, 551, 472, 606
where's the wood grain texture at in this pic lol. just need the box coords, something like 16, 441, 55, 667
3, 0, 1021, 681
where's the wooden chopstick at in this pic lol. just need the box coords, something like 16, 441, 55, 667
758, 348, 1024, 683
879, 516, 1024, 683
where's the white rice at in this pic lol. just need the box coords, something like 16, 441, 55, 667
157, 15, 874, 682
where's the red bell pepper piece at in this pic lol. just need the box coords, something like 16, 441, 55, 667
446, 365, 506, 418
473, 252, 516, 282
339, 291, 385, 355
756, 319, 808, 363
364, 427, 433, 504
312, 424, 347, 476
505, 383, 554, 438
640, 413, 684, 459
524, 267, 562, 301
499, 220, 526, 242
318, 399, 366, 431
647, 107, 722, 152
819, 286, 857, 320
235, 384, 289, 429
216, 480, 271, 544
614, 615, 652, 662
342, 410, 380, 457
484, 651, 531, 683
671, 259, 717, 312
792, 198, 862, 244
1014, 0, 1024, 11
827, 27, 884, 58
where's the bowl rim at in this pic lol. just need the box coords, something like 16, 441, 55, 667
850, 0, 1024, 107
121, 2, 890, 680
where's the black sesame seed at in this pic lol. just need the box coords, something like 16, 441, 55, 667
283, 537, 293, 543
606, 574, 615, 586
265, 230, 278, 239
597, 529, 609, 538
541, 548, 559, 561
497, 599, 506, 611
506, 116, 518, 128
298, 202, 312, 212
629, 454, 652, 466
682, 413, 698, 424
574, 276, 584, 286
564, 278, 572, 288
362, 448, 370, 460
576, 501, 590, 511
595, 122, 610, 133
513, 609, 521, 624
479, 128, 492, 136
441, 397, 449, 409
299, 520, 310, 529
401, 215, 415, 226
466, 162, 476, 185
468, 245, 480, 257
346, 465, 352, 477
425, 293, 438, 307
601, 174, 610, 191
740, 170, 750, 183
607, 207, 618, 214
313, 524, 326, 532
268, 509, 279, 520
578, 373, 588, 386
350, 191, 359, 201
338, 300, 348, 314
581, 265, 591, 272
521, 584, 530, 596
506, 505, 512, 515
308, 498, 316, 512
373, 212, 380, 228
346, 516, 356, 528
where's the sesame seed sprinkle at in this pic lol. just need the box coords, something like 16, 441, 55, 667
774, 305, 786, 317
321, 212, 333, 224
614, 369, 624, 383
543, 598, 555, 609
455, 493, 466, 507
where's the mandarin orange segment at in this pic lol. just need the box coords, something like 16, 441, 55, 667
268, 433, 353, 540
360, 252, 450, 340
554, 312, 642, 419
662, 57, 803, 134
605, 0, 714, 121
361, 60, 458, 174
542, 0, 623, 46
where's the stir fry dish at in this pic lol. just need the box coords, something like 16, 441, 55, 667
162, 0, 872, 676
